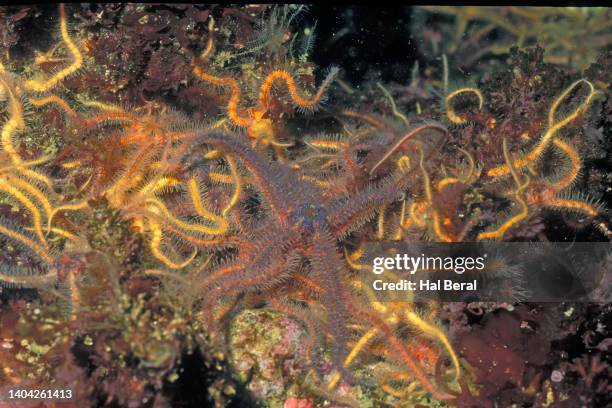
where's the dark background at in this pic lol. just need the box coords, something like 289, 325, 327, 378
306, 5, 418, 85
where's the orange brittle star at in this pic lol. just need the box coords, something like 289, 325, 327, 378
191, 17, 338, 154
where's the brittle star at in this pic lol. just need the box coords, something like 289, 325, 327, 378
191, 17, 338, 156
175, 130, 457, 400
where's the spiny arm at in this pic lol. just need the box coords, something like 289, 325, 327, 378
191, 17, 251, 128
257, 67, 339, 112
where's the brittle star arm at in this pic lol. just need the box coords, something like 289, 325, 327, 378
191, 18, 251, 128
24, 4, 83, 93
487, 79, 597, 177
478, 139, 531, 240
257, 66, 339, 113
146, 219, 197, 270
196, 133, 305, 225
0, 221, 53, 265
0, 179, 48, 247
0, 266, 57, 287
200, 233, 293, 336
0, 77, 53, 188
445, 87, 484, 124
369, 124, 448, 175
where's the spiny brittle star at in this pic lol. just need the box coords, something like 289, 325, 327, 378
161, 129, 459, 401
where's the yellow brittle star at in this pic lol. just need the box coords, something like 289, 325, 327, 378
0, 81, 80, 288
487, 79, 597, 178
476, 80, 606, 239
24, 3, 83, 93
478, 139, 531, 240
